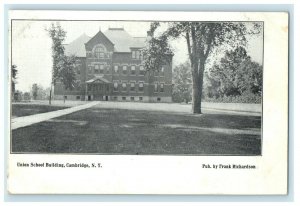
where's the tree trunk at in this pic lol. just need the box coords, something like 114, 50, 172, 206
191, 60, 205, 114
49, 84, 52, 105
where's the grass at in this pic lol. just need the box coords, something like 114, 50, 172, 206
11, 107, 261, 155
12, 104, 69, 118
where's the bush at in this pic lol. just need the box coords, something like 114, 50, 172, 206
203, 93, 261, 104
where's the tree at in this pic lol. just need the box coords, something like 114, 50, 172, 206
142, 22, 261, 113
208, 46, 263, 98
46, 22, 67, 105
172, 61, 192, 103
47, 23, 77, 103
11, 65, 18, 99
32, 83, 38, 100
59, 55, 77, 102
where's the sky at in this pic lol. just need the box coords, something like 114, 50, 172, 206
11, 21, 263, 92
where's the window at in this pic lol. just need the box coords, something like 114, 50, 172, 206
113, 96, 118, 101
161, 66, 165, 76
157, 97, 161, 101
130, 82, 135, 92
113, 82, 118, 92
122, 97, 126, 101
139, 82, 144, 92
131, 66, 136, 75
100, 65, 104, 74
94, 45, 105, 59
122, 82, 127, 92
88, 66, 92, 74
132, 50, 141, 59
95, 65, 99, 74
123, 66, 127, 75
76, 96, 80, 100
114, 65, 119, 74
139, 66, 145, 76
130, 97, 135, 101
160, 83, 164, 92
136, 50, 140, 59
154, 83, 158, 93
139, 97, 143, 101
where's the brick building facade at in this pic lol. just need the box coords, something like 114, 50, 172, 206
54, 28, 173, 102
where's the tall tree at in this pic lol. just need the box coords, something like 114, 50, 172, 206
46, 22, 67, 105
142, 22, 261, 113
47, 23, 77, 103
172, 61, 192, 103
11, 65, 18, 99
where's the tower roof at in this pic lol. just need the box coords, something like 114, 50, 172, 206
103, 28, 146, 52
64, 33, 91, 57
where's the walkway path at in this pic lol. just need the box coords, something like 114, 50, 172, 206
11, 102, 99, 130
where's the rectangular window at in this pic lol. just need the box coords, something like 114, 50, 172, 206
157, 97, 161, 101
160, 83, 164, 92
114, 65, 118, 74
139, 66, 145, 76
132, 51, 136, 59
139, 82, 144, 92
139, 97, 143, 101
130, 97, 134, 101
130, 82, 135, 92
131, 66, 136, 75
154, 83, 158, 93
113, 82, 118, 92
100, 52, 104, 58
161, 66, 165, 76
105, 66, 110, 74
136, 50, 140, 60
123, 66, 127, 75
122, 97, 126, 101
94, 65, 99, 74
113, 96, 118, 101
76, 96, 80, 100
100, 65, 104, 74
122, 82, 127, 92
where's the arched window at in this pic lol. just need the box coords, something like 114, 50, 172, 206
94, 45, 106, 59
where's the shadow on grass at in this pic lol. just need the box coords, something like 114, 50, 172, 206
12, 108, 261, 155
12, 104, 69, 118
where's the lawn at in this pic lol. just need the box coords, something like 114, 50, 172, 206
12, 104, 69, 118
11, 106, 261, 155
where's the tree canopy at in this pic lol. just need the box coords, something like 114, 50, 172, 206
142, 21, 262, 113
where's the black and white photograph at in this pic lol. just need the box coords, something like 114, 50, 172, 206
11, 20, 263, 155
7, 10, 288, 195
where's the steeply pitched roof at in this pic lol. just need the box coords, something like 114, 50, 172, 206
104, 28, 146, 52
65, 28, 146, 56
64, 33, 91, 57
